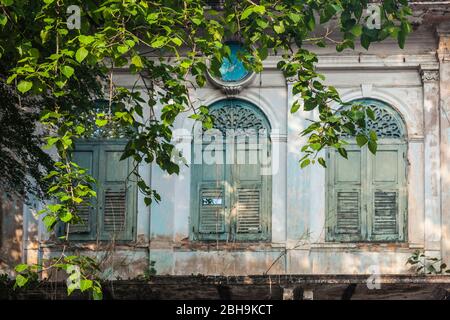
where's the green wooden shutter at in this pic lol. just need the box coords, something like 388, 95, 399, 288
368, 144, 406, 241
69, 147, 97, 239
236, 186, 261, 234
98, 144, 136, 241
199, 186, 226, 234
193, 137, 228, 240
190, 99, 272, 242
327, 147, 363, 242
233, 134, 269, 241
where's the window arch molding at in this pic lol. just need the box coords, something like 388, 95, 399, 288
326, 98, 408, 243
337, 98, 407, 142
330, 89, 413, 140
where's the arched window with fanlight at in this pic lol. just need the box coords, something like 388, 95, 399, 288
326, 99, 407, 242
191, 99, 272, 241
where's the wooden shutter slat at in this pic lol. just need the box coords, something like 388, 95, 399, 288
103, 186, 127, 232
236, 188, 261, 233
373, 191, 398, 234
336, 191, 360, 234
199, 188, 225, 234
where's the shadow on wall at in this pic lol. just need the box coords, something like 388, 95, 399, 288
0, 192, 23, 275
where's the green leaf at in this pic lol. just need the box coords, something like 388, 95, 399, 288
361, 34, 370, 50
368, 140, 377, 154
80, 279, 93, 292
366, 107, 375, 120
241, 6, 254, 20
290, 101, 300, 113
131, 55, 143, 68
398, 30, 406, 49
356, 134, 368, 147
117, 45, 129, 55
95, 119, 108, 127
78, 35, 95, 45
318, 157, 327, 168
60, 211, 73, 223
15, 264, 29, 273
350, 25, 362, 37
300, 159, 310, 168
1, 0, 14, 6
15, 274, 28, 287
337, 147, 348, 159
75, 125, 85, 135
274, 23, 285, 34
151, 38, 165, 48
43, 215, 57, 229
75, 47, 88, 63
17, 80, 32, 93
61, 65, 74, 78
92, 286, 103, 300
0, 14, 7, 26
171, 37, 182, 46
191, 18, 201, 26
253, 5, 265, 15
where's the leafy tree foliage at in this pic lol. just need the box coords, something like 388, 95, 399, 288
0, 0, 412, 298
0, 82, 52, 198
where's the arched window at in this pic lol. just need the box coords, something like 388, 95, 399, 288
191, 99, 271, 241
326, 99, 407, 242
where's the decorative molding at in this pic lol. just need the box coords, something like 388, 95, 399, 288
360, 84, 373, 97
206, 71, 256, 96
221, 85, 243, 96
419, 64, 440, 83
340, 99, 405, 139
285, 76, 298, 84
367, 107, 404, 138
420, 69, 440, 82
210, 106, 266, 132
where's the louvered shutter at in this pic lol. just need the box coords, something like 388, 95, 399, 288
199, 187, 225, 234
191, 100, 272, 242
236, 186, 261, 234
103, 185, 127, 233
327, 148, 363, 241
368, 145, 406, 241
232, 131, 269, 241
193, 133, 228, 240
69, 149, 96, 238
98, 146, 135, 241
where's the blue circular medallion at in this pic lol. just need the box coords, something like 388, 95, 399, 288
219, 42, 250, 82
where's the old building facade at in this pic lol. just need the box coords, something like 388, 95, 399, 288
2, 2, 450, 280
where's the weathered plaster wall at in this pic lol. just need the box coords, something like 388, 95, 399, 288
438, 22, 450, 264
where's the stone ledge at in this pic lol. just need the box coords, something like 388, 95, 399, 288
2, 275, 450, 300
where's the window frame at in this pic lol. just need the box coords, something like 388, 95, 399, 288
190, 99, 272, 242
66, 139, 137, 242
325, 99, 408, 243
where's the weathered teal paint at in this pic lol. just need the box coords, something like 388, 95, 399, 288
191, 99, 272, 241
70, 140, 137, 241
219, 42, 250, 82
326, 99, 407, 242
